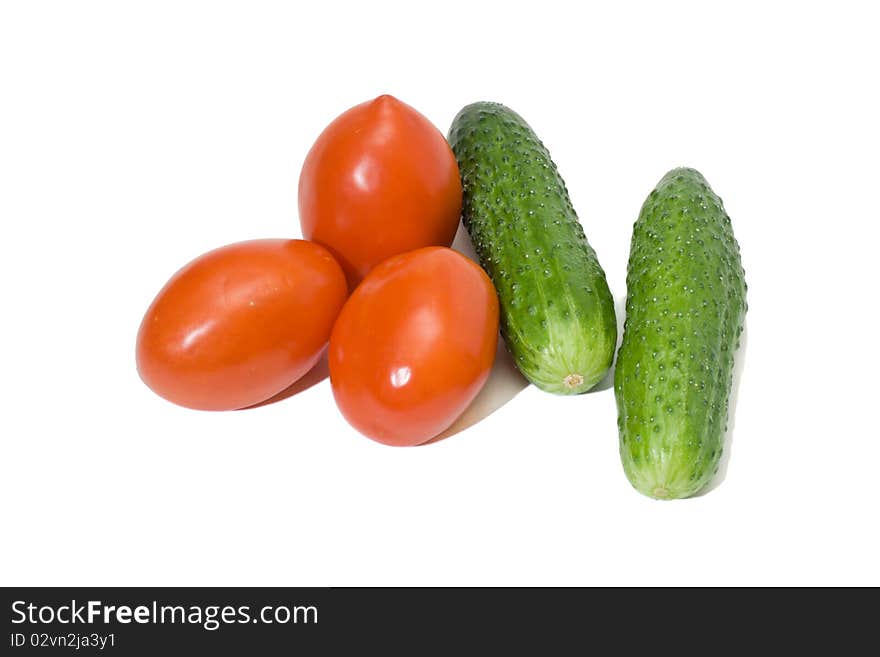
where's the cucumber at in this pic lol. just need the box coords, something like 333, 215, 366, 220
448, 102, 616, 394
615, 168, 747, 499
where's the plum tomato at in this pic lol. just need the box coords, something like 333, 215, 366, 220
298, 94, 462, 288
136, 239, 347, 410
328, 247, 499, 446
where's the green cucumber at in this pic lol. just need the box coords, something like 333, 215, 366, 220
615, 168, 747, 499
448, 102, 616, 394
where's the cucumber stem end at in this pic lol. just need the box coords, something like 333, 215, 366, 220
652, 487, 669, 499
563, 373, 584, 390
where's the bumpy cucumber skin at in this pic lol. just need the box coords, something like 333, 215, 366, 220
448, 103, 616, 394
615, 168, 747, 500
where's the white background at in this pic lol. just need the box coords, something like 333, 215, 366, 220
1, 1, 878, 586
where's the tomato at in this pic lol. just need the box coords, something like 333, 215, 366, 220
136, 239, 347, 410
329, 247, 499, 446
298, 94, 462, 287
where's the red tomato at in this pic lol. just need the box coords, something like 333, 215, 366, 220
329, 247, 499, 446
137, 239, 347, 410
298, 94, 462, 287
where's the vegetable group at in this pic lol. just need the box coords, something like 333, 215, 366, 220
615, 168, 747, 499
136, 239, 347, 410
329, 247, 499, 446
448, 103, 616, 394
299, 95, 462, 287
136, 94, 748, 499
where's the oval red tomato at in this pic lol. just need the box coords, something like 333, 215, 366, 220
137, 239, 347, 410
329, 247, 499, 446
298, 94, 462, 287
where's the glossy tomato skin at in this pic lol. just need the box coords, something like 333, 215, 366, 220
329, 247, 499, 446
298, 94, 462, 288
137, 239, 347, 410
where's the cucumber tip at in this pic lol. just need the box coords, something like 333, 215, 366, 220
563, 373, 584, 390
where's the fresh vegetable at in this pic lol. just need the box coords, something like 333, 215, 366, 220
299, 94, 462, 287
136, 239, 348, 410
615, 168, 747, 499
329, 247, 499, 446
448, 102, 616, 394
